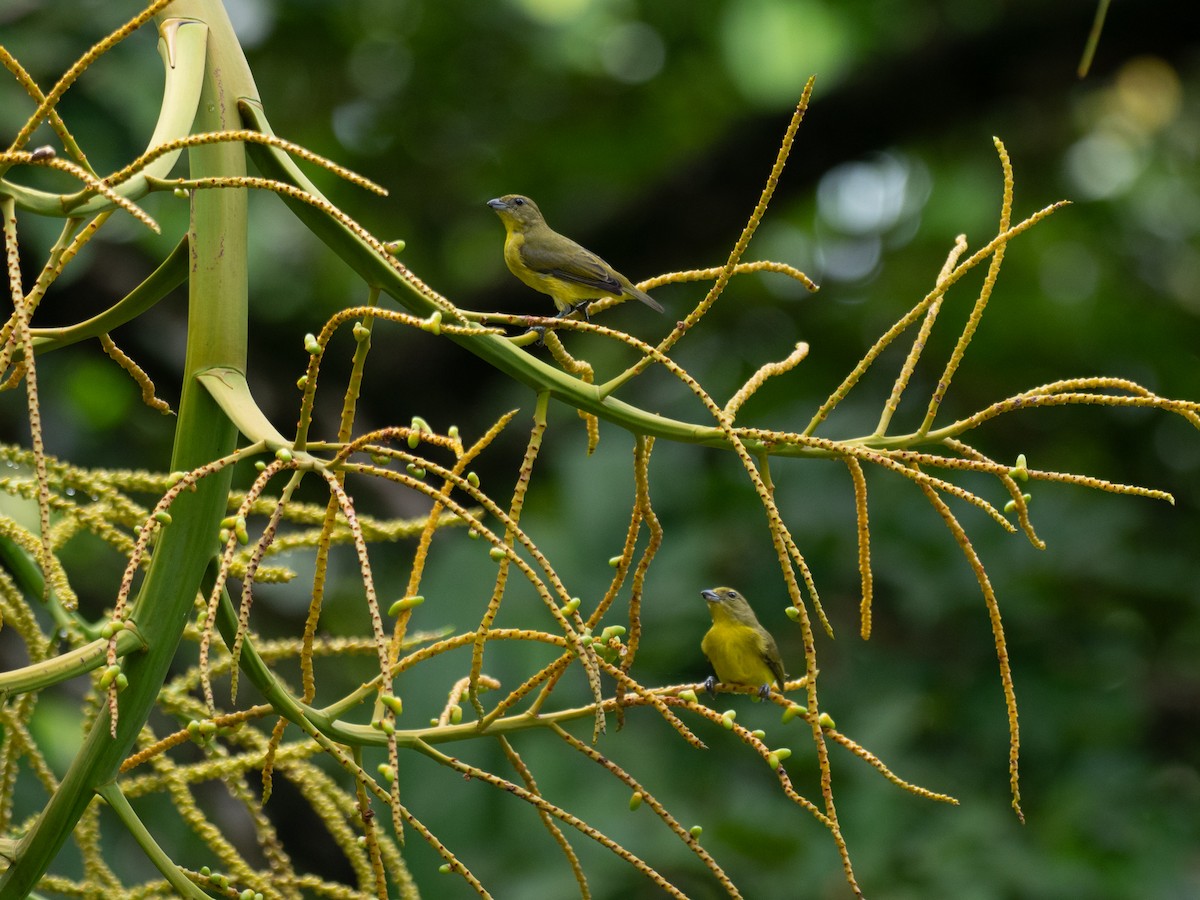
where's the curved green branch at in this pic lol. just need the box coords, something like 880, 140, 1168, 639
0, 628, 145, 700
95, 783, 213, 900
28, 236, 188, 355
0, 20, 208, 218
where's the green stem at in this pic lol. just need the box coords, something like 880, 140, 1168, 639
0, 629, 145, 699
0, 4, 253, 894
95, 783, 214, 899
29, 236, 189, 355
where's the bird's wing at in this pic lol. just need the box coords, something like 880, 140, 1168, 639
519, 238, 624, 295
760, 633, 788, 691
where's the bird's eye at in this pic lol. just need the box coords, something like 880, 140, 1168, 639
513, 197, 525, 206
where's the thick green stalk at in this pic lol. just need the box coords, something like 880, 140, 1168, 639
0, 5, 255, 895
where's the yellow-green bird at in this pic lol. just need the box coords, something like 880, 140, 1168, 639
487, 194, 663, 319
700, 587, 787, 699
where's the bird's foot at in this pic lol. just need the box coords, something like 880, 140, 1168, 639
564, 301, 592, 322
703, 675, 717, 697
522, 324, 547, 347
756, 684, 772, 701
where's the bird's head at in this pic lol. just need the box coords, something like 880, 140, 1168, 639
701, 587, 743, 606
487, 194, 544, 231
701, 586, 758, 625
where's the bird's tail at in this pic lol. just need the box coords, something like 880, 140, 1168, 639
629, 286, 664, 313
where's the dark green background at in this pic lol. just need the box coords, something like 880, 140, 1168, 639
2, 0, 1197, 896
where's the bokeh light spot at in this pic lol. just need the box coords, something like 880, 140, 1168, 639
601, 21, 665, 84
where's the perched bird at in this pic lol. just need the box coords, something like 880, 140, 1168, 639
487, 194, 663, 319
700, 587, 787, 699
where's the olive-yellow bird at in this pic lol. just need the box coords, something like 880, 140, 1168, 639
700, 587, 787, 698
487, 194, 663, 318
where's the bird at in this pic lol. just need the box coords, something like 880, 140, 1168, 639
700, 587, 787, 699
487, 194, 663, 320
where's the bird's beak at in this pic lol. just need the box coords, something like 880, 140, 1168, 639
701, 589, 719, 603
486, 198, 506, 211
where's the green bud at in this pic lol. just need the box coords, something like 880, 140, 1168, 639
599, 625, 626, 642
389, 595, 425, 615
100, 621, 117, 639
784, 606, 801, 621
167, 471, 186, 486
449, 704, 462, 725
689, 825, 703, 839
275, 448, 293, 462
422, 311, 443, 335
769, 747, 792, 768
385, 239, 406, 254
304, 333, 320, 354
254, 460, 267, 471
220, 516, 237, 529
381, 694, 403, 715
438, 863, 451, 874
448, 425, 459, 439
678, 689, 698, 703
378, 764, 395, 783
594, 644, 617, 663
751, 729, 766, 739
468, 529, 480, 540
818, 712, 836, 729
242, 889, 255, 900
200, 866, 211, 877
115, 673, 129, 691
173, 187, 189, 199
234, 516, 249, 545
218, 528, 230, 544
467, 471, 480, 488
99, 664, 121, 689
371, 453, 390, 465
353, 322, 371, 342
721, 711, 736, 730
488, 546, 507, 561
407, 433, 420, 450
608, 555, 622, 568
154, 510, 172, 525
781, 704, 806, 723
1003, 493, 1032, 513
406, 464, 426, 479
1009, 453, 1029, 481
562, 597, 581, 615
296, 374, 307, 390
629, 791, 643, 811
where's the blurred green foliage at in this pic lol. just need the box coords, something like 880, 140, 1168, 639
2, 0, 1198, 896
